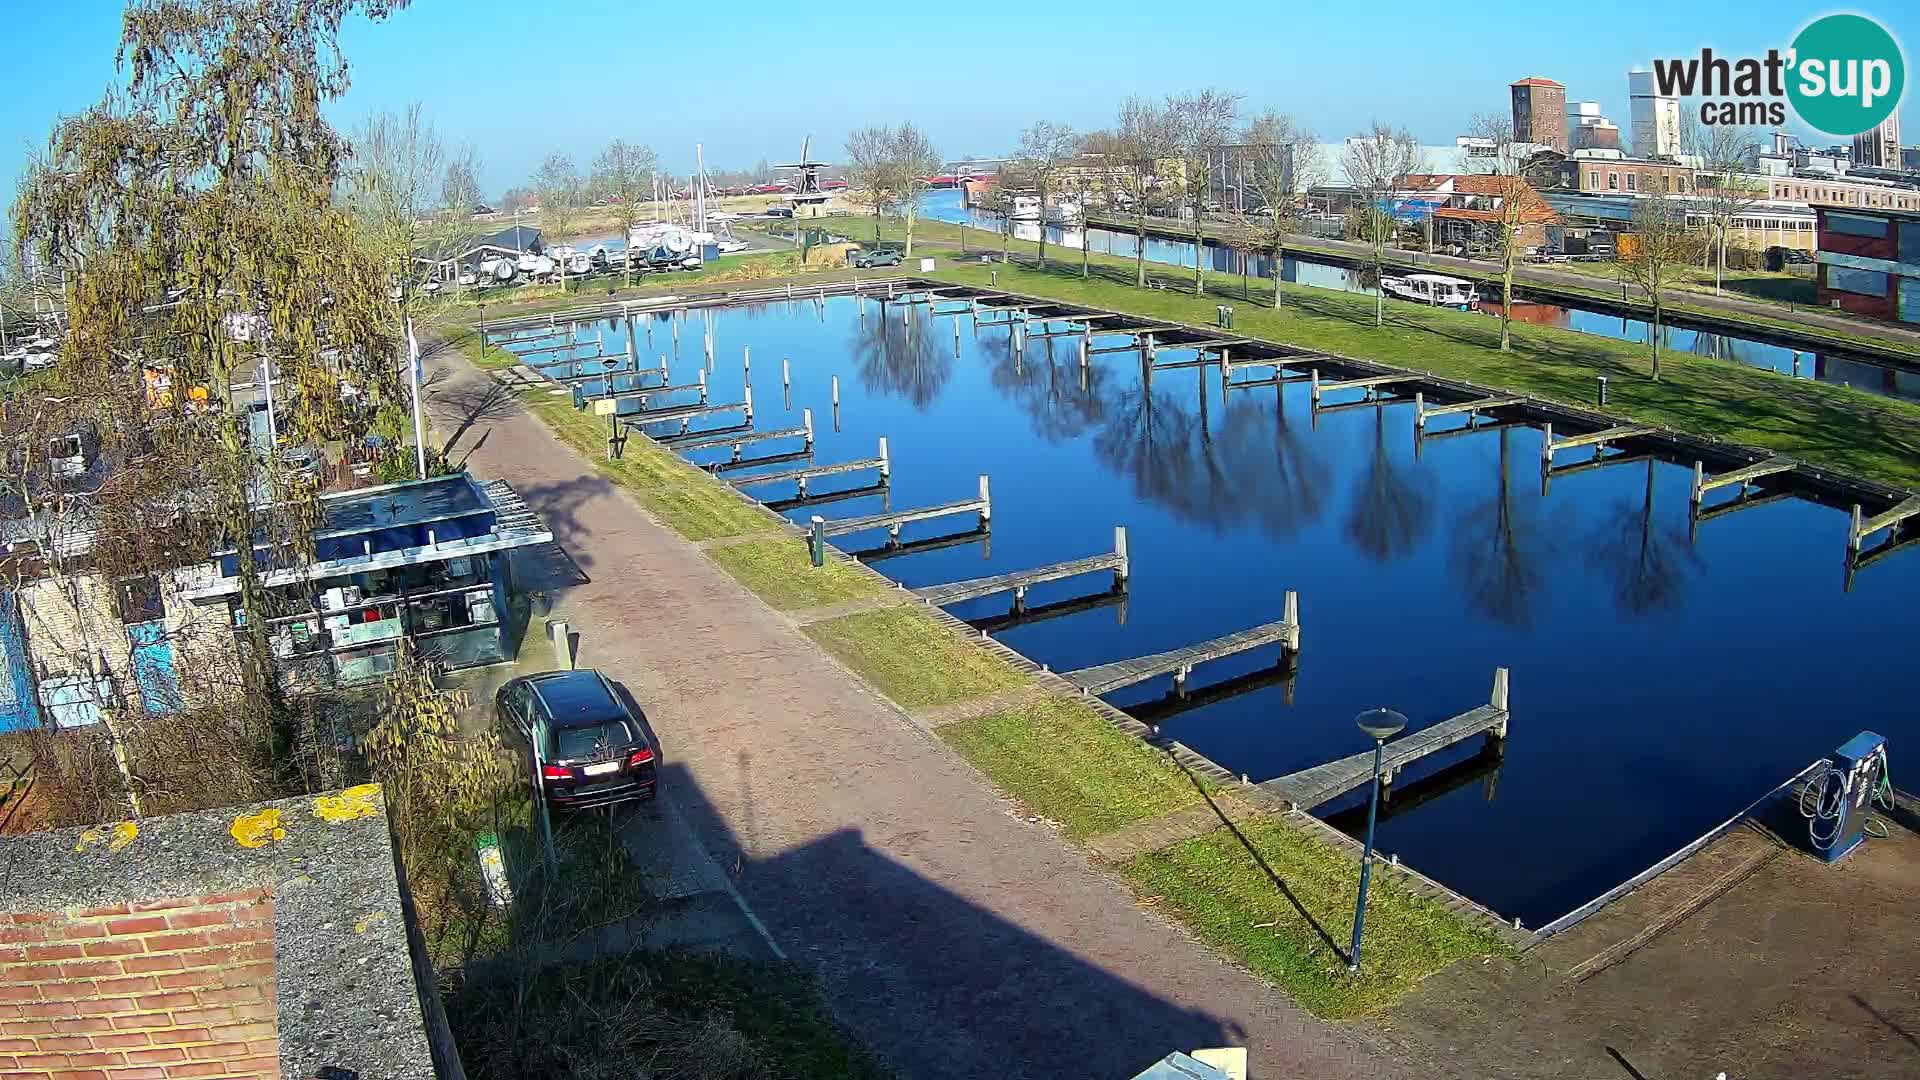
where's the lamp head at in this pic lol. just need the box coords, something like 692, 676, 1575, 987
1355, 707, 1408, 742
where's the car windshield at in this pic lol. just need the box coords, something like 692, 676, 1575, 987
547, 719, 634, 761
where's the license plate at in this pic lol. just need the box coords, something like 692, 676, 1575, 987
583, 761, 619, 776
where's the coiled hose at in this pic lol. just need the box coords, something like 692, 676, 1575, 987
1800, 752, 1896, 849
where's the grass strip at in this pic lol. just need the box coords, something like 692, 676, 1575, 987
707, 538, 888, 611
1124, 816, 1507, 1020
940, 695, 1207, 839
802, 606, 1023, 709
516, 389, 776, 542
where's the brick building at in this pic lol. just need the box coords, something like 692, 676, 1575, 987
0, 786, 458, 1079
1511, 78, 1568, 155
1814, 205, 1920, 322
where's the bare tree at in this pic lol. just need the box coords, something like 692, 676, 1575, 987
1167, 89, 1240, 295
533, 152, 581, 251
592, 139, 659, 286
1342, 123, 1424, 327
843, 125, 896, 244
442, 144, 483, 217
1615, 187, 1696, 381
891, 124, 940, 258
1684, 121, 1764, 295
346, 104, 446, 325
1239, 110, 1321, 310
1101, 98, 1176, 288
1010, 121, 1077, 269
1466, 113, 1551, 351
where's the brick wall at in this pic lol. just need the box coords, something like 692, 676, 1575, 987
0, 891, 278, 1080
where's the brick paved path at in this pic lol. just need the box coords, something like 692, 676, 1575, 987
426, 348, 1409, 1080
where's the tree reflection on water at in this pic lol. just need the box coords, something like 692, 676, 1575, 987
1448, 427, 1555, 626
1588, 458, 1700, 615
848, 303, 953, 409
1344, 405, 1432, 561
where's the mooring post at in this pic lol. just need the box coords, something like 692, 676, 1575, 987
801, 408, 815, 447
1540, 422, 1554, 464
696, 368, 708, 402
1491, 666, 1511, 738
1113, 525, 1130, 584
1413, 391, 1426, 429
659, 353, 669, 376
1850, 504, 1864, 553
743, 384, 754, 422
625, 329, 636, 369
809, 516, 826, 568
743, 345, 750, 378
831, 375, 840, 407
1309, 369, 1321, 407
1691, 461, 1705, 505
978, 474, 992, 525
876, 436, 890, 481
1013, 583, 1028, 613
787, 282, 793, 300
1282, 590, 1300, 652
887, 281, 895, 300
1145, 333, 1156, 361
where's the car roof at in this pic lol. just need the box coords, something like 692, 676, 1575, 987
526, 670, 628, 729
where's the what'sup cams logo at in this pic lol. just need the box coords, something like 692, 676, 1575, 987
1652, 13, 1905, 135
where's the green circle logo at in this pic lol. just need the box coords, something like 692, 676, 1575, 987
1789, 14, 1905, 136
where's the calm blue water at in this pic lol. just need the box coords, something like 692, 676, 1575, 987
915, 189, 1920, 403
510, 298, 1920, 926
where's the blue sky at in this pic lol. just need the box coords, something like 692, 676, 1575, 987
2, 1, 1915, 201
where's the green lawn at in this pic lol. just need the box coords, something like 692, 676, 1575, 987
518, 391, 777, 541
802, 607, 1024, 709
1125, 817, 1507, 1019
707, 538, 891, 611
821, 233, 1920, 488
940, 695, 1208, 839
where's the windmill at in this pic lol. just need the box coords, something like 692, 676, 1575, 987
776, 136, 834, 217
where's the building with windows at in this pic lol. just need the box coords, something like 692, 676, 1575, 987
1628, 70, 1681, 159
1567, 102, 1621, 152
1852, 116, 1902, 169
1815, 206, 1920, 322
0, 471, 552, 731
1511, 77, 1568, 155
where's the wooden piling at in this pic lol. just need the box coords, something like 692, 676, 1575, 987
1309, 369, 1321, 407
782, 357, 790, 389
743, 345, 750, 377
1540, 423, 1553, 464
1282, 590, 1300, 652
978, 475, 992, 525
1850, 504, 1864, 553
743, 384, 754, 422
878, 437, 890, 481
802, 408, 815, 446
831, 375, 840, 407
1414, 392, 1425, 429
1691, 461, 1705, 505
1114, 525, 1130, 583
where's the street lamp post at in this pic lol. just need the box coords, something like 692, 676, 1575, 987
1348, 707, 1408, 973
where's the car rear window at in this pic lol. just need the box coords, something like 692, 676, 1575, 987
548, 719, 635, 761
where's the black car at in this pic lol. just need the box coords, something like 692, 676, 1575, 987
495, 669, 657, 809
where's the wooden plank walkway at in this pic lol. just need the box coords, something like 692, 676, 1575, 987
1540, 423, 1654, 462
1062, 597, 1298, 697
1310, 371, 1421, 405
590, 377, 708, 413
1261, 669, 1511, 811
729, 442, 888, 493
1691, 457, 1796, 503
847, 524, 990, 563
817, 476, 990, 539
620, 399, 750, 429
913, 528, 1127, 607
1414, 393, 1526, 429
1850, 494, 1920, 552
665, 411, 813, 455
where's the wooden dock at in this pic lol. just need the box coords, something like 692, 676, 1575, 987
1310, 370, 1421, 407
729, 439, 888, 494
665, 410, 814, 457
848, 524, 989, 563
1690, 456, 1796, 505
1540, 422, 1654, 463
1849, 493, 1920, 554
816, 476, 990, 540
1061, 594, 1299, 697
1260, 668, 1511, 811
967, 588, 1125, 635
620, 397, 751, 432
1128, 662, 1297, 727
589, 376, 709, 414
1417, 417, 1531, 445
513, 339, 591, 358
1413, 392, 1526, 430
1541, 450, 1652, 494
913, 527, 1128, 607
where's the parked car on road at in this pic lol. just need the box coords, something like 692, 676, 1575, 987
496, 669, 658, 810
852, 247, 903, 268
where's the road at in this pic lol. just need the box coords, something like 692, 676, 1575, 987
424, 345, 1409, 1080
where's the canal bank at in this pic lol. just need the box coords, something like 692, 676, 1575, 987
1080, 210, 1920, 370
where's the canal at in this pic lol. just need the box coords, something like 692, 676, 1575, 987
515, 295, 1920, 929
913, 189, 1920, 403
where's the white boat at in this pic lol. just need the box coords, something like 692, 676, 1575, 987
1381, 273, 1479, 310
1043, 198, 1083, 225
480, 256, 516, 282
515, 252, 543, 275
1007, 195, 1042, 222
629, 223, 694, 265
716, 239, 748, 254
457, 270, 480, 288
564, 251, 591, 276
